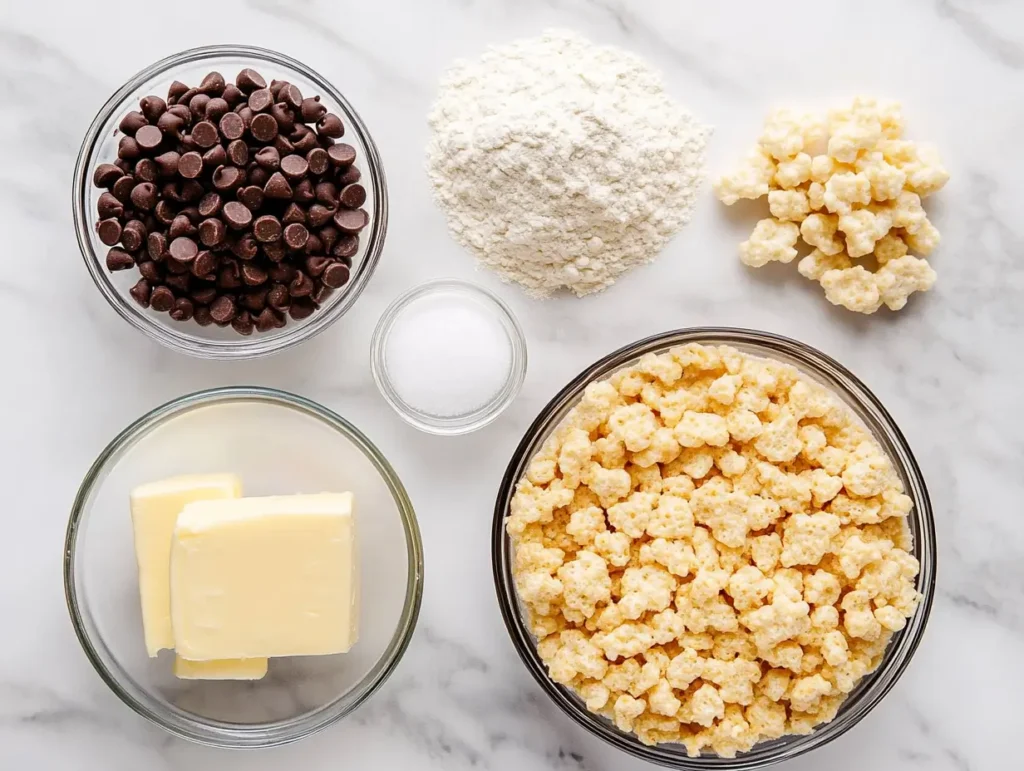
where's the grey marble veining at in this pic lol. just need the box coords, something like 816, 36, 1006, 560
1, 0, 1022, 768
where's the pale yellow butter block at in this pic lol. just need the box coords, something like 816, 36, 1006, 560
129, 474, 243, 657
171, 492, 358, 661
173, 656, 269, 681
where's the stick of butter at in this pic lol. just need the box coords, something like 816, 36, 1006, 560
173, 656, 269, 680
170, 492, 359, 661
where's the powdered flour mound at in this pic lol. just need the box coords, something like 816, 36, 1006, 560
426, 29, 711, 298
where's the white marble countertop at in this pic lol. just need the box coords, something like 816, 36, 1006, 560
3, 0, 1022, 768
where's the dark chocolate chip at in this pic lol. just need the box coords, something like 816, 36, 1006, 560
332, 233, 359, 258
322, 261, 350, 289
339, 183, 366, 208
289, 270, 314, 297
130, 278, 151, 307
169, 214, 194, 239
226, 139, 248, 166
198, 191, 222, 217
304, 256, 330, 277
236, 68, 267, 93
253, 215, 282, 243
147, 232, 168, 260
250, 112, 279, 142
170, 297, 195, 321
149, 285, 175, 312
317, 113, 344, 138
212, 165, 243, 191
130, 182, 158, 211
254, 146, 280, 170
210, 294, 238, 323
289, 298, 316, 319
154, 151, 180, 177
178, 151, 204, 179
300, 96, 326, 122
223, 200, 253, 230
306, 147, 330, 176
93, 163, 124, 187
193, 305, 214, 326
96, 218, 122, 246
119, 111, 148, 136
135, 125, 164, 151
205, 97, 229, 121
248, 87, 273, 112
106, 248, 135, 271
169, 236, 198, 263
140, 95, 167, 123
307, 203, 334, 228
167, 80, 189, 102
121, 220, 147, 252
283, 222, 309, 250
118, 136, 141, 160
191, 121, 219, 149
327, 143, 356, 166
191, 250, 218, 278
263, 171, 292, 199
199, 217, 226, 246
333, 208, 368, 233
231, 233, 259, 260
219, 111, 245, 141
98, 191, 125, 219
280, 154, 308, 180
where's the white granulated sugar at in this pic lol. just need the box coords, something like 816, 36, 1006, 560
426, 29, 711, 298
384, 295, 512, 417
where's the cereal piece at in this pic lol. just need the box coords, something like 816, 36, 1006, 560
715, 449, 748, 478
715, 147, 777, 204
593, 530, 631, 568
612, 694, 647, 732
544, 629, 609, 684
750, 533, 782, 573
579, 681, 610, 711
804, 569, 842, 606
809, 154, 835, 184
607, 491, 658, 539
828, 103, 882, 163
702, 657, 762, 705
841, 590, 882, 640
788, 674, 833, 713
726, 408, 763, 442
838, 208, 892, 258
760, 640, 803, 673
738, 218, 800, 268
855, 151, 906, 201
822, 172, 871, 215
740, 594, 812, 650
640, 538, 696, 578
807, 181, 826, 210
631, 427, 682, 468
746, 696, 788, 740
780, 512, 842, 567
593, 436, 627, 469
838, 534, 892, 579
675, 411, 731, 448
565, 506, 606, 546
774, 152, 813, 189
584, 463, 633, 507
618, 565, 676, 619
890, 190, 927, 234
904, 219, 940, 256
638, 352, 683, 385
800, 213, 844, 256
873, 232, 908, 265
902, 143, 950, 197
754, 408, 802, 463
875, 605, 908, 632
708, 373, 742, 405
820, 266, 883, 314
557, 428, 593, 489
558, 550, 612, 618
686, 683, 727, 728
768, 189, 811, 222
593, 622, 656, 661
691, 478, 752, 548
571, 381, 624, 432
507, 479, 575, 535
607, 403, 659, 453
875, 254, 936, 311
727, 565, 774, 611
645, 494, 695, 538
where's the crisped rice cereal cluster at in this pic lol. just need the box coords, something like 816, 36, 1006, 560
715, 97, 949, 314
507, 344, 921, 757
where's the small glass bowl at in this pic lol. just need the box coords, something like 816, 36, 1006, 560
492, 328, 936, 769
64, 387, 423, 747
370, 280, 528, 435
72, 45, 388, 360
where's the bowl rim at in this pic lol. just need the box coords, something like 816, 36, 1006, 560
64, 386, 424, 748
491, 327, 936, 769
369, 278, 528, 435
72, 44, 389, 360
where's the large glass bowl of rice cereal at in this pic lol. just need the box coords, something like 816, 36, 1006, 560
491, 328, 935, 769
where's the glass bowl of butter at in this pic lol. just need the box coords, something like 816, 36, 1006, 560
64, 387, 423, 747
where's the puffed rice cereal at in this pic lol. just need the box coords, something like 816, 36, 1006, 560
715, 97, 948, 314
507, 344, 921, 757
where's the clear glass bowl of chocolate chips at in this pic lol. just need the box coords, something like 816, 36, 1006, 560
73, 46, 388, 359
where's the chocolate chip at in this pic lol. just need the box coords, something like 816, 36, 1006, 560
178, 151, 204, 179
219, 111, 245, 141
339, 183, 366, 208
267, 284, 291, 310
168, 80, 189, 103
318, 225, 339, 252
222, 84, 244, 106
242, 287, 269, 312
293, 178, 315, 204
96, 218, 122, 246
332, 233, 359, 258
247, 166, 269, 188
189, 93, 211, 121
166, 256, 189, 275
106, 248, 135, 270
327, 143, 356, 166
248, 88, 273, 112
154, 151, 180, 177
264, 171, 292, 199
192, 286, 218, 305
251, 112, 279, 142
118, 136, 141, 160
119, 111, 148, 135
300, 96, 326, 122
322, 261, 350, 289
130, 182, 158, 211
255, 307, 283, 332
122, 220, 148, 251
289, 298, 316, 319
223, 200, 253, 230
231, 233, 259, 260
317, 113, 344, 139
304, 256, 329, 277
129, 278, 151, 307
168, 103, 193, 125
202, 144, 227, 169
193, 305, 214, 326
306, 147, 330, 176
307, 203, 334, 228
262, 240, 286, 262
283, 222, 309, 250
111, 176, 136, 205
178, 87, 200, 108
269, 79, 289, 99
191, 121, 219, 149
304, 233, 324, 255
253, 215, 282, 242
140, 96, 167, 122
229, 310, 253, 335
236, 68, 267, 93
146, 285, 173, 312
147, 232, 168, 260
291, 123, 319, 153
199, 217, 226, 246
169, 236, 198, 262
271, 103, 295, 134
170, 297, 195, 321
236, 105, 255, 130
204, 97, 230, 122
333, 208, 368, 234
199, 71, 225, 95
238, 185, 265, 211
133, 158, 157, 183
198, 191, 222, 217
165, 273, 191, 293
138, 260, 162, 282
210, 294, 238, 323
255, 146, 281, 169
337, 165, 361, 186
212, 165, 243, 191
191, 250, 218, 278
136, 125, 164, 151
97, 191, 124, 219
226, 139, 248, 166
169, 214, 194, 239
268, 262, 296, 283
241, 263, 268, 286
280, 154, 308, 180
312, 281, 334, 305
315, 181, 338, 206
181, 180, 205, 202
93, 163, 124, 187
289, 270, 314, 297
157, 110, 186, 136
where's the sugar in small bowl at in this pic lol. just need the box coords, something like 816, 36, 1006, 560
370, 280, 526, 434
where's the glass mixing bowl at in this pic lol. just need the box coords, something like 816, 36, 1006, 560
72, 45, 388, 359
65, 387, 423, 747
491, 328, 936, 769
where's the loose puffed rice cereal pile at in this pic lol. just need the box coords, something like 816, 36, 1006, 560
715, 97, 949, 314
506, 344, 921, 757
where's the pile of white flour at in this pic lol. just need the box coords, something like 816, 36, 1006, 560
426, 30, 711, 298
